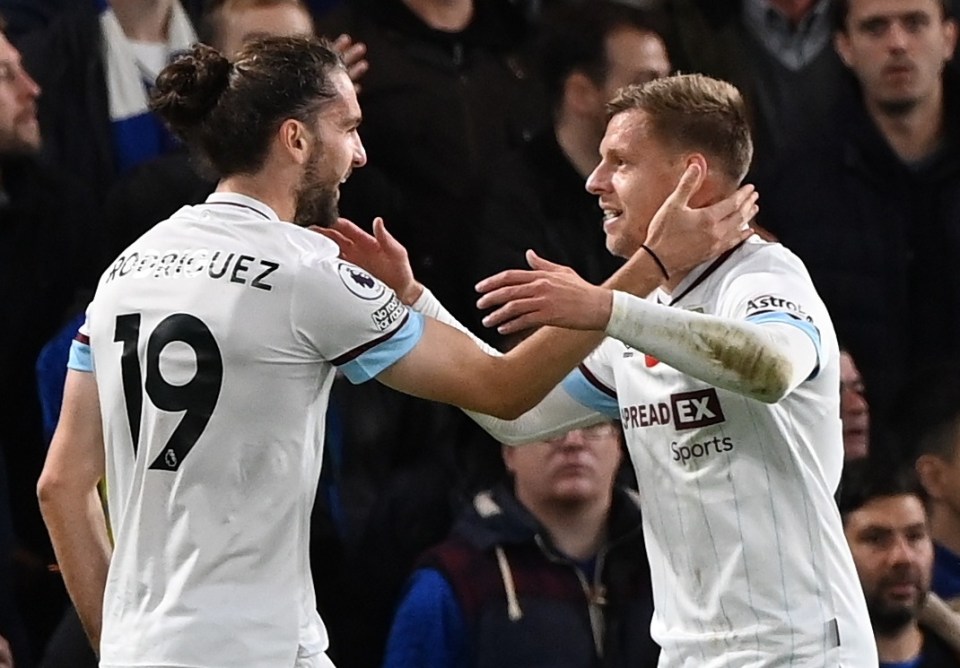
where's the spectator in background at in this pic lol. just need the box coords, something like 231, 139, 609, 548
659, 0, 847, 176
758, 0, 960, 435
0, 0, 203, 40
841, 348, 870, 460
16, 0, 197, 204
318, 0, 548, 327
839, 459, 960, 666
312, 4, 549, 659
101, 0, 369, 260
382, 421, 659, 668
473, 2, 671, 345
902, 364, 960, 606
198, 0, 365, 71
0, 16, 103, 663
201, 0, 314, 55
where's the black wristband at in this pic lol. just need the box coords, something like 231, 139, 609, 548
641, 244, 670, 280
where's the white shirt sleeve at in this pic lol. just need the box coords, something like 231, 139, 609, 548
715, 246, 831, 372
291, 259, 425, 383
604, 248, 823, 403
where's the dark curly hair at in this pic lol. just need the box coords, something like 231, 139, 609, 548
150, 35, 345, 176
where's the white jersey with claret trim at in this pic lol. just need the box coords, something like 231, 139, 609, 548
74, 193, 424, 668
562, 237, 875, 667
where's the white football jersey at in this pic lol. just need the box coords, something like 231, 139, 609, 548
73, 193, 423, 667
563, 237, 875, 667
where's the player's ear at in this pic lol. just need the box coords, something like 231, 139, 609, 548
681, 153, 708, 192
279, 119, 311, 165
685, 153, 707, 177
678, 153, 716, 208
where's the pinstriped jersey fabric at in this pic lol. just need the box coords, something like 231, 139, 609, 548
562, 237, 875, 667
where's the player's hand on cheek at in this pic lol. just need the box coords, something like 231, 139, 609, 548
643, 163, 758, 278
311, 217, 423, 304
475, 250, 613, 335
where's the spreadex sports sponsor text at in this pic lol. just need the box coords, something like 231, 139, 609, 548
621, 388, 735, 465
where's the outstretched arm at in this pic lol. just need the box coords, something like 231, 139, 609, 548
604, 292, 817, 403
478, 262, 818, 404
321, 165, 758, 419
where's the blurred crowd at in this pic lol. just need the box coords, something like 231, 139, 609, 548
0, 0, 958, 666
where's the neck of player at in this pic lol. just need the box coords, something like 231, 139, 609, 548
216, 173, 296, 222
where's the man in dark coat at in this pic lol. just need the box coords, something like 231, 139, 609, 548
759, 0, 960, 440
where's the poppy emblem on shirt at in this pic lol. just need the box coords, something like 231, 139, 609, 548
338, 262, 385, 300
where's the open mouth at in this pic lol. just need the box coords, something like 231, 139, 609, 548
602, 208, 623, 229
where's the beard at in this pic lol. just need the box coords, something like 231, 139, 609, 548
293, 153, 339, 229
865, 585, 927, 635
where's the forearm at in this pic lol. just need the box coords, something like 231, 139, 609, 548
476, 252, 664, 414
411, 288, 501, 357
398, 248, 661, 416
606, 291, 817, 403
466, 383, 608, 445
401, 253, 657, 418
39, 487, 111, 652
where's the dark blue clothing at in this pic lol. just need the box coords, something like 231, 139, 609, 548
880, 658, 923, 668
877, 625, 960, 667
933, 542, 960, 602
383, 569, 468, 667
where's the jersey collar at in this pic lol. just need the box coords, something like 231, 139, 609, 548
205, 192, 281, 222
657, 238, 749, 307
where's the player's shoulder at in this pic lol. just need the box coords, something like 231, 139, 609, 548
117, 203, 207, 250
275, 224, 341, 266
728, 235, 811, 278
